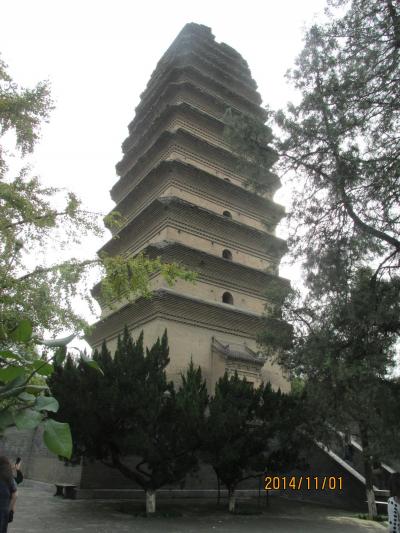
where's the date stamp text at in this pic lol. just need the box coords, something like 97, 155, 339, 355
264, 476, 343, 491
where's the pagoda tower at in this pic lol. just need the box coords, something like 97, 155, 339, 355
88, 23, 289, 392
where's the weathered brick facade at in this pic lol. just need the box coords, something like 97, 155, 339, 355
88, 22, 290, 392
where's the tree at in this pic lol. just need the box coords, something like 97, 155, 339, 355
202, 373, 303, 513
250, 1, 400, 519
223, 108, 279, 195
265, 268, 400, 518
49, 328, 208, 515
0, 55, 194, 447
0, 56, 195, 336
275, 0, 400, 280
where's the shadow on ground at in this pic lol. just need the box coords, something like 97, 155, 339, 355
11, 485, 387, 533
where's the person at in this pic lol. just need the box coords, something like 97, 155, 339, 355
388, 473, 400, 533
12, 460, 23, 486
0, 457, 17, 533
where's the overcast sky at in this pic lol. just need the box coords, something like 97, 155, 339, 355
1, 0, 327, 332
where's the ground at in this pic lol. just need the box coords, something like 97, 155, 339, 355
11, 485, 387, 532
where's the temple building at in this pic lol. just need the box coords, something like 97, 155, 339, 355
87, 22, 290, 392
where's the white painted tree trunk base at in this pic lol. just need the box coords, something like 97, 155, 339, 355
146, 490, 156, 515
228, 491, 236, 513
366, 488, 377, 519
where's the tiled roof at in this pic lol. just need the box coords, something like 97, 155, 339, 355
212, 338, 264, 366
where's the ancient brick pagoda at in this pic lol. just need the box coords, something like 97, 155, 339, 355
88, 22, 289, 391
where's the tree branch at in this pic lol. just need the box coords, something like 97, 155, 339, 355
314, 73, 400, 252
336, 178, 400, 251
16, 259, 99, 283
386, 0, 400, 49
111, 454, 149, 489
370, 249, 399, 285
1, 208, 103, 231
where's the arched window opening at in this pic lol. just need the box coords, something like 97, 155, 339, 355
222, 249, 232, 261
222, 292, 234, 305
223, 210, 232, 218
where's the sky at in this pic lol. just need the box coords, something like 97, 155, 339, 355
1, 0, 328, 337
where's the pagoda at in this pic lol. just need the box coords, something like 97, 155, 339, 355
88, 23, 289, 391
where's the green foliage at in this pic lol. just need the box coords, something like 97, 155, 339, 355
0, 55, 195, 337
0, 54, 195, 462
202, 373, 303, 512
290, 377, 305, 396
203, 372, 262, 497
264, 266, 400, 518
223, 108, 279, 194
43, 419, 72, 459
271, 266, 400, 390
102, 210, 125, 231
0, 55, 196, 453
176, 359, 208, 446
0, 316, 105, 458
0, 319, 70, 457
1, 163, 191, 334
0, 56, 99, 333
0, 57, 53, 169
275, 0, 400, 277
280, 269, 400, 443
100, 253, 197, 305
49, 329, 208, 505
49, 330, 305, 514
254, 3, 400, 518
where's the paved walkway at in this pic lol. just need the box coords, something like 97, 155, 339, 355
10, 485, 387, 533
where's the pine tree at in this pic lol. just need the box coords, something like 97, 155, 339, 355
49, 328, 208, 515
203, 373, 302, 513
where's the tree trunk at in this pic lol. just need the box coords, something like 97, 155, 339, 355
364, 458, 377, 519
228, 487, 236, 513
360, 425, 377, 520
146, 489, 156, 515
365, 485, 377, 520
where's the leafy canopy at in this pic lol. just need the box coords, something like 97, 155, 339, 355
203, 372, 304, 512
275, 0, 400, 280
250, 1, 400, 518
0, 55, 195, 336
223, 108, 279, 195
0, 319, 83, 459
